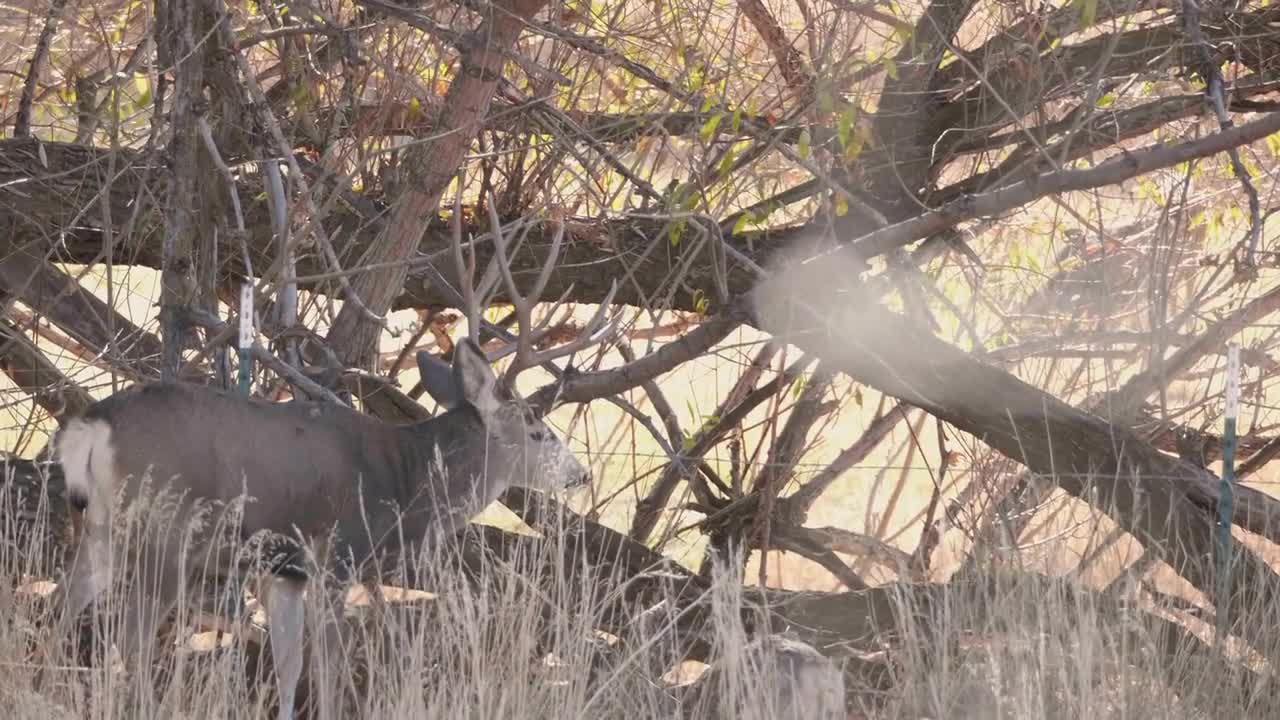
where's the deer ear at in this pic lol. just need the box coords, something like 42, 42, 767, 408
417, 350, 463, 409
450, 339, 501, 417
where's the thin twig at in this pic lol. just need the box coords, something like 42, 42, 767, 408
195, 116, 247, 235
635, 354, 816, 544
210, 0, 386, 329
181, 308, 346, 405
788, 401, 914, 513
13, 0, 70, 137
750, 364, 835, 588
1180, 0, 1262, 264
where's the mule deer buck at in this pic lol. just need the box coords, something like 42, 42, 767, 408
51, 207, 618, 720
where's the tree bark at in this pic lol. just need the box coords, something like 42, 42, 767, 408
0, 318, 93, 423
158, 0, 205, 380
854, 0, 977, 225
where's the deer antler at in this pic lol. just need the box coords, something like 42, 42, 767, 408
450, 192, 501, 346
449, 195, 620, 384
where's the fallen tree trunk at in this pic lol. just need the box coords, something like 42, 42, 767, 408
0, 245, 163, 377
0, 138, 801, 315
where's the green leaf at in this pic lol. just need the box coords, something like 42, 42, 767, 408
692, 289, 709, 315
881, 57, 898, 80
1080, 0, 1098, 26
798, 129, 812, 160
290, 83, 313, 108
835, 196, 849, 217
837, 109, 855, 147
892, 24, 914, 47
134, 76, 152, 108
1265, 130, 1280, 159
1137, 178, 1163, 204
843, 132, 866, 164
717, 146, 738, 177
732, 212, 752, 235
1007, 242, 1024, 269
818, 90, 835, 114
1095, 93, 1115, 108
699, 113, 723, 142
668, 219, 687, 247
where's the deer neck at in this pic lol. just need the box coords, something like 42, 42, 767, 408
403, 407, 504, 509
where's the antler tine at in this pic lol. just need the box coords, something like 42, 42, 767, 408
526, 220, 565, 310
479, 201, 619, 383
485, 280, 577, 365
485, 201, 549, 373
500, 279, 624, 384
450, 192, 480, 344
451, 193, 505, 346
527, 278, 623, 362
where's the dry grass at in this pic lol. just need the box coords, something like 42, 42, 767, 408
3, 482, 1280, 720
876, 573, 1276, 720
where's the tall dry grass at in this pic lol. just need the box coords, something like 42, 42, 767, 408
3, 474, 1280, 719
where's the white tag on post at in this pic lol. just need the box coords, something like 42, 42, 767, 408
239, 284, 254, 350
1225, 343, 1241, 421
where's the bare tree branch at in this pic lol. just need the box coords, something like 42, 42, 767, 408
632, 352, 814, 543
1180, 0, 1263, 261
753, 253, 1280, 636
157, 0, 205, 380
788, 401, 914, 514
13, 0, 70, 138
856, 0, 978, 222
0, 246, 162, 377
0, 319, 92, 423
326, 0, 552, 367
737, 0, 813, 101
845, 108, 1280, 262
529, 302, 748, 411
1106, 280, 1280, 422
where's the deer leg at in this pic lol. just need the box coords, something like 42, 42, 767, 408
56, 536, 97, 625
52, 521, 111, 659
311, 562, 354, 720
262, 574, 307, 720
115, 549, 182, 681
